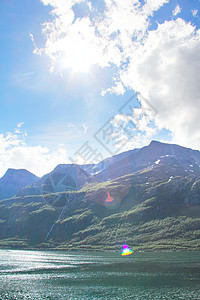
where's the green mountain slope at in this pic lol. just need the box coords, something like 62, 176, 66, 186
0, 164, 200, 251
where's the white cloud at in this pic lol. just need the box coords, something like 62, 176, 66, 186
17, 122, 24, 128
172, 4, 181, 16
0, 128, 69, 178
35, 0, 165, 73
67, 122, 75, 128
143, 0, 169, 15
36, 1, 110, 72
191, 9, 198, 17
87, 1, 92, 11
120, 19, 200, 149
14, 122, 26, 134
111, 102, 159, 152
35, 1, 200, 150
82, 123, 88, 134
102, 81, 126, 96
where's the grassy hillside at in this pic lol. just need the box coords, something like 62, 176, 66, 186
0, 168, 200, 251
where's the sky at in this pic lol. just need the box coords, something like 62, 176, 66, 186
0, 0, 200, 177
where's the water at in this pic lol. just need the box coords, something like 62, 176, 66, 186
0, 250, 200, 299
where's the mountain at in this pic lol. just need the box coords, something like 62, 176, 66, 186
0, 168, 39, 200
17, 140, 200, 197
17, 163, 95, 197
17, 150, 141, 197
91, 140, 200, 182
90, 147, 140, 175
0, 141, 200, 251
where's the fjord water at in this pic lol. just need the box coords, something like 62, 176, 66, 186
0, 250, 200, 299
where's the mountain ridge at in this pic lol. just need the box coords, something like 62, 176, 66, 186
0, 140, 200, 251
2, 140, 200, 199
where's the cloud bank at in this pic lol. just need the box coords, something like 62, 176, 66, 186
33, 0, 200, 150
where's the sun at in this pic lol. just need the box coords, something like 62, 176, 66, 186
70, 50, 92, 73
61, 39, 96, 74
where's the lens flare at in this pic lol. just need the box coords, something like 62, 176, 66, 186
121, 244, 133, 256
106, 192, 114, 202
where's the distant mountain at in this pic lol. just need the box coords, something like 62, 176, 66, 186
0, 141, 200, 251
17, 163, 95, 197
92, 140, 200, 182
20, 140, 200, 197
0, 168, 39, 200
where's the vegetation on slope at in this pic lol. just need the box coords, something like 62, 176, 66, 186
0, 168, 200, 251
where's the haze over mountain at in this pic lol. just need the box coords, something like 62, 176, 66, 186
0, 141, 200, 251
0, 169, 38, 200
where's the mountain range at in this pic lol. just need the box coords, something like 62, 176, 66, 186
0, 140, 200, 251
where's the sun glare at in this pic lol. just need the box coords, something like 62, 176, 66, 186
61, 39, 96, 74
71, 52, 91, 73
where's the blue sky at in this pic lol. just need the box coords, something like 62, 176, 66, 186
0, 0, 200, 176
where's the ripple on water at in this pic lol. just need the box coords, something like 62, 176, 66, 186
0, 250, 200, 299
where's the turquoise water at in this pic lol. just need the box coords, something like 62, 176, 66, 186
0, 250, 200, 299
